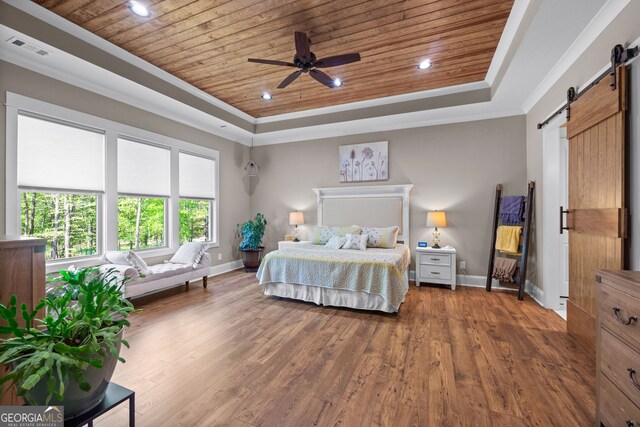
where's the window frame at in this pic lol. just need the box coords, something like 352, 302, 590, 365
5, 92, 220, 273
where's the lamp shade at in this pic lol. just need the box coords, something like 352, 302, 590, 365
289, 211, 305, 225
427, 211, 447, 228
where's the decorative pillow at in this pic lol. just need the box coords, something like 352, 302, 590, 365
170, 242, 208, 268
325, 235, 347, 249
343, 233, 368, 251
127, 251, 150, 276
336, 225, 362, 237
310, 226, 337, 244
361, 226, 400, 248
102, 250, 150, 275
311, 225, 362, 244
102, 251, 131, 266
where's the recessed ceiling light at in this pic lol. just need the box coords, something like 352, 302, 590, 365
128, 1, 152, 18
333, 78, 342, 87
261, 93, 272, 100
418, 59, 432, 70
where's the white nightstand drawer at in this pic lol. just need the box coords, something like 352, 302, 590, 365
419, 265, 452, 280
420, 253, 451, 266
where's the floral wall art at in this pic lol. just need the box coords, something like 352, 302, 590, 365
339, 141, 388, 182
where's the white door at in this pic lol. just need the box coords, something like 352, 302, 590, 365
542, 116, 569, 310
559, 132, 569, 300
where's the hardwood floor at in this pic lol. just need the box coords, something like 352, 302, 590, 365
95, 271, 595, 426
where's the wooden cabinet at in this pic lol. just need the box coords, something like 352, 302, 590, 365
596, 270, 640, 426
0, 236, 47, 406
415, 246, 456, 290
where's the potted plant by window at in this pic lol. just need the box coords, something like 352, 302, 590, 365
237, 213, 267, 272
0, 267, 135, 419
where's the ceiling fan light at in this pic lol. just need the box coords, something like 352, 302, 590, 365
261, 92, 272, 100
418, 59, 432, 70
333, 78, 342, 87
128, 1, 151, 18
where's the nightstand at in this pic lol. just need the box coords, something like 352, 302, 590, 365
278, 240, 310, 250
415, 246, 457, 290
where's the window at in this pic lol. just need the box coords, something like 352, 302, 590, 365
7, 93, 220, 271
179, 152, 216, 243
118, 196, 165, 250
16, 113, 104, 260
117, 138, 170, 250
179, 199, 210, 243
21, 192, 98, 260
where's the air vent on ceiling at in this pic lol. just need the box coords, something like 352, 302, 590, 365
7, 37, 51, 57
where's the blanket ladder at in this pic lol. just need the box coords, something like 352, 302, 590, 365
485, 181, 535, 300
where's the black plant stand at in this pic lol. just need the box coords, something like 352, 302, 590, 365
65, 382, 135, 427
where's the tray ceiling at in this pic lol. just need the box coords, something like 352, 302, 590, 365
32, 0, 515, 118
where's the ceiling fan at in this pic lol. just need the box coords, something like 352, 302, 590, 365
248, 31, 361, 89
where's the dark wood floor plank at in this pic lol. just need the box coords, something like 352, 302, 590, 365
93, 271, 594, 426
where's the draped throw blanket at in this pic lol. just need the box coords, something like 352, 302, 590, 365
492, 257, 517, 283
496, 225, 522, 254
499, 195, 524, 225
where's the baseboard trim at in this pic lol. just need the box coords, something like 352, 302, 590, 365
410, 270, 545, 307
208, 260, 243, 277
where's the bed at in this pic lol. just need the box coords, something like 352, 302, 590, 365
256, 184, 413, 313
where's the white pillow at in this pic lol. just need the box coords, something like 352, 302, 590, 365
127, 251, 150, 276
325, 235, 347, 249
170, 242, 208, 267
343, 233, 368, 251
103, 251, 132, 266
102, 250, 150, 275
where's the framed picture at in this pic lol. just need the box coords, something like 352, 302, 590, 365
339, 141, 388, 182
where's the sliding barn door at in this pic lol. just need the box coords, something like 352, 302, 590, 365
565, 66, 628, 354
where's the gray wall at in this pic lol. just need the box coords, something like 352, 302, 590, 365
525, 0, 640, 292
0, 60, 251, 266
251, 115, 527, 277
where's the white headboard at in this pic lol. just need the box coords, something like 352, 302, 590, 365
312, 184, 413, 247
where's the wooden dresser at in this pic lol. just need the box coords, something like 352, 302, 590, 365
596, 270, 640, 426
0, 236, 47, 405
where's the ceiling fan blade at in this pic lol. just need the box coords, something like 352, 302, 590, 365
294, 31, 311, 63
309, 69, 336, 88
248, 58, 297, 67
277, 70, 302, 89
314, 53, 361, 68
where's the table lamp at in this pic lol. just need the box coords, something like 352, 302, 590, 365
289, 211, 304, 242
427, 211, 447, 248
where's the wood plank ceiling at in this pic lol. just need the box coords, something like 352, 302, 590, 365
33, 0, 515, 118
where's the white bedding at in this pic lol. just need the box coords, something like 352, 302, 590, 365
256, 243, 410, 313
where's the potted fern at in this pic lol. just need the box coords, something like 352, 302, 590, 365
237, 213, 267, 272
0, 267, 135, 419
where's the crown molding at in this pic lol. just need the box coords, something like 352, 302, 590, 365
521, 0, 630, 112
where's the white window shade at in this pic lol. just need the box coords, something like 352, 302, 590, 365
118, 138, 171, 197
179, 152, 215, 199
17, 114, 105, 192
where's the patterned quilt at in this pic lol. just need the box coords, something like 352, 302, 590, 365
256, 243, 411, 310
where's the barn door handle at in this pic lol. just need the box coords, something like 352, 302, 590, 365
613, 307, 638, 325
628, 368, 640, 390
560, 206, 570, 234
